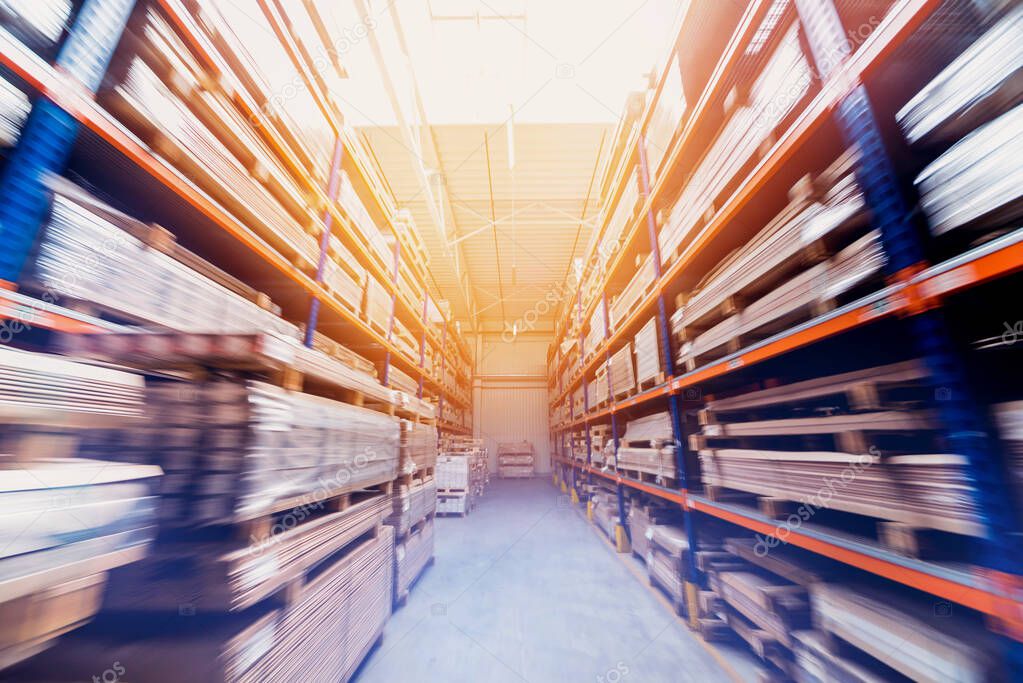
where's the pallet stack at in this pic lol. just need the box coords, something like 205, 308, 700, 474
616, 412, 677, 486
387, 421, 438, 607
0, 347, 162, 670
497, 441, 535, 478
436, 438, 488, 516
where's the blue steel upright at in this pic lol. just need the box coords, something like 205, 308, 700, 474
305, 137, 346, 346
638, 137, 698, 581
795, 0, 1023, 667
0, 0, 138, 282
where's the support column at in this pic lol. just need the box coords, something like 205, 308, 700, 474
0, 0, 138, 282
305, 137, 345, 346
796, 0, 1023, 662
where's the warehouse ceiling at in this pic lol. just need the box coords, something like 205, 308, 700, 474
321, 0, 684, 331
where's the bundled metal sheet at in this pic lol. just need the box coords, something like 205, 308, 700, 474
395, 518, 434, 603
659, 24, 812, 264
897, 4, 1023, 144
399, 419, 438, 476
915, 103, 1023, 236
143, 378, 399, 526
31, 186, 299, 338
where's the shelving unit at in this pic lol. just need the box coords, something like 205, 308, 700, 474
549, 0, 1023, 677
0, 0, 473, 417
0, 1, 469, 678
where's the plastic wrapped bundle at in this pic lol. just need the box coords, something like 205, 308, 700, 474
144, 379, 399, 526
915, 103, 1023, 236
898, 5, 1023, 145
395, 518, 434, 604
29, 183, 300, 339
400, 420, 438, 475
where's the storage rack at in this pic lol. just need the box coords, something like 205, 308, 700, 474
548, 0, 1023, 676
0, 0, 474, 427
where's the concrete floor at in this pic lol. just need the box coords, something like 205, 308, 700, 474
354, 477, 754, 683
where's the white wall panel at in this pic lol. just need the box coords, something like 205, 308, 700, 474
474, 380, 551, 474
472, 333, 552, 473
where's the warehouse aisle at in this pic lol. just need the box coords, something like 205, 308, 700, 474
355, 478, 746, 683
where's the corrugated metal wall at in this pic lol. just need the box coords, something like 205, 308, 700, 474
473, 334, 552, 473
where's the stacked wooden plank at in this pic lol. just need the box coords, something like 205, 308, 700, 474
617, 412, 676, 481
696, 361, 988, 543
677, 229, 884, 371
583, 305, 606, 360
64, 331, 400, 417
627, 501, 683, 565
394, 518, 434, 607
323, 237, 367, 313
497, 441, 535, 478
339, 172, 394, 269
13, 529, 395, 683
29, 180, 299, 339
646, 523, 692, 616
658, 23, 814, 265
399, 419, 438, 477
385, 479, 437, 539
104, 24, 319, 272
633, 317, 662, 388
591, 365, 610, 407
609, 343, 637, 399
589, 424, 612, 465
590, 487, 621, 541
808, 584, 1000, 682
139, 378, 399, 527
602, 166, 640, 250
609, 254, 655, 331
363, 276, 393, 334
104, 491, 391, 613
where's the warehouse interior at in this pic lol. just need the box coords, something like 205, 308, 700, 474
1, 0, 1022, 681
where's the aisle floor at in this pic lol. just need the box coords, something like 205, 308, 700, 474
355, 478, 754, 683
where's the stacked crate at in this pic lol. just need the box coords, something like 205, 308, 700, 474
497, 441, 535, 478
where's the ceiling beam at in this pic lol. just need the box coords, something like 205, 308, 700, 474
353, 0, 479, 331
